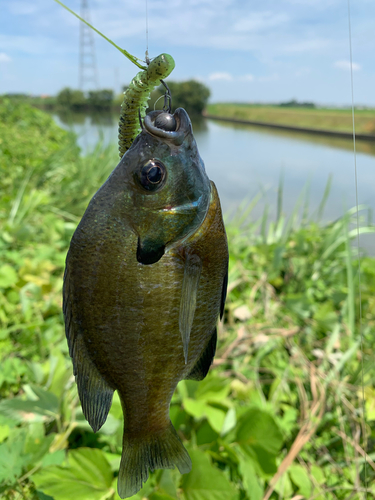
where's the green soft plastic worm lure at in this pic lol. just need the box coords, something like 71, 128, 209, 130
118, 53, 175, 158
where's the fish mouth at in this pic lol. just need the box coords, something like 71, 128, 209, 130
144, 108, 192, 146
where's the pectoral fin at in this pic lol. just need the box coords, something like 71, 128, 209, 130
179, 253, 202, 364
137, 237, 165, 265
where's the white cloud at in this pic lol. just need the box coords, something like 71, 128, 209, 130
258, 73, 280, 82
334, 60, 361, 71
282, 39, 329, 53
234, 11, 289, 33
295, 67, 311, 77
7, 1, 43, 15
0, 35, 67, 56
240, 74, 255, 82
0, 53, 11, 63
208, 72, 233, 81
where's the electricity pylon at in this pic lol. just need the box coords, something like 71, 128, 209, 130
79, 0, 99, 90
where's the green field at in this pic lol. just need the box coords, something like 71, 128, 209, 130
0, 98, 374, 499
206, 103, 375, 135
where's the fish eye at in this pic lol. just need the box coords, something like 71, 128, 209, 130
139, 159, 166, 191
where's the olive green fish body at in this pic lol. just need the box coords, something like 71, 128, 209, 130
64, 108, 228, 498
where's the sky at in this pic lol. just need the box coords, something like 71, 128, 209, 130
1, 0, 375, 105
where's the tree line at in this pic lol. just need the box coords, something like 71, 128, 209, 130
56, 88, 114, 111
54, 80, 210, 115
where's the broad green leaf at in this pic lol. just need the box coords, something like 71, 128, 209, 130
181, 449, 239, 500
0, 385, 59, 423
248, 446, 277, 475
310, 465, 325, 485
0, 357, 28, 386
68, 448, 113, 487
156, 469, 178, 498
0, 264, 18, 288
235, 408, 283, 455
216, 440, 240, 466
109, 391, 123, 419
103, 452, 121, 472
195, 376, 231, 403
364, 387, 375, 421
33, 448, 113, 500
46, 350, 72, 399
170, 405, 189, 429
183, 398, 226, 433
221, 408, 236, 436
99, 413, 121, 435
41, 450, 66, 467
289, 464, 312, 498
313, 302, 337, 334
0, 425, 10, 443
24, 424, 55, 464
0, 437, 24, 483
285, 293, 313, 320
278, 404, 298, 437
149, 492, 177, 500
196, 421, 219, 446
176, 380, 189, 400
238, 456, 263, 500
273, 471, 293, 498
0, 425, 53, 482
36, 491, 55, 500
235, 408, 283, 474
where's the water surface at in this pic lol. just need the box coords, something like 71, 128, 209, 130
53, 111, 375, 251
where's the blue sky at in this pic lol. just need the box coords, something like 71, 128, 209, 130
1, 0, 374, 105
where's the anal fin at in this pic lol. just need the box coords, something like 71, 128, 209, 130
73, 336, 114, 432
179, 254, 202, 364
185, 328, 217, 381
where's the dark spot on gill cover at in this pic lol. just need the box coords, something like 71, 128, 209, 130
136, 237, 165, 265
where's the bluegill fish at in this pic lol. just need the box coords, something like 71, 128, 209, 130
63, 108, 228, 498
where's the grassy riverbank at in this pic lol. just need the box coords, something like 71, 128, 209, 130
206, 103, 375, 135
0, 99, 374, 499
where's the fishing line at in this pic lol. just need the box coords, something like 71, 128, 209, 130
145, 0, 150, 64
347, 0, 368, 495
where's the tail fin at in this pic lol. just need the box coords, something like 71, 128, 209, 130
117, 422, 192, 499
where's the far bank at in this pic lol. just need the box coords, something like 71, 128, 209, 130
206, 103, 375, 141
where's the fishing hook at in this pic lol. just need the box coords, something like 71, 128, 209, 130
160, 79, 172, 113
138, 108, 144, 130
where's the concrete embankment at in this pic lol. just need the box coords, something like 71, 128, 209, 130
203, 113, 375, 142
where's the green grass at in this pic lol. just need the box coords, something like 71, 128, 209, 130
206, 103, 375, 135
0, 98, 375, 500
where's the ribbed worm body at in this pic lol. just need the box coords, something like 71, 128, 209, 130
118, 53, 175, 158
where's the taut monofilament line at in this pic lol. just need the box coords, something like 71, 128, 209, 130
145, 0, 149, 64
347, 0, 368, 495
53, 0, 147, 70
